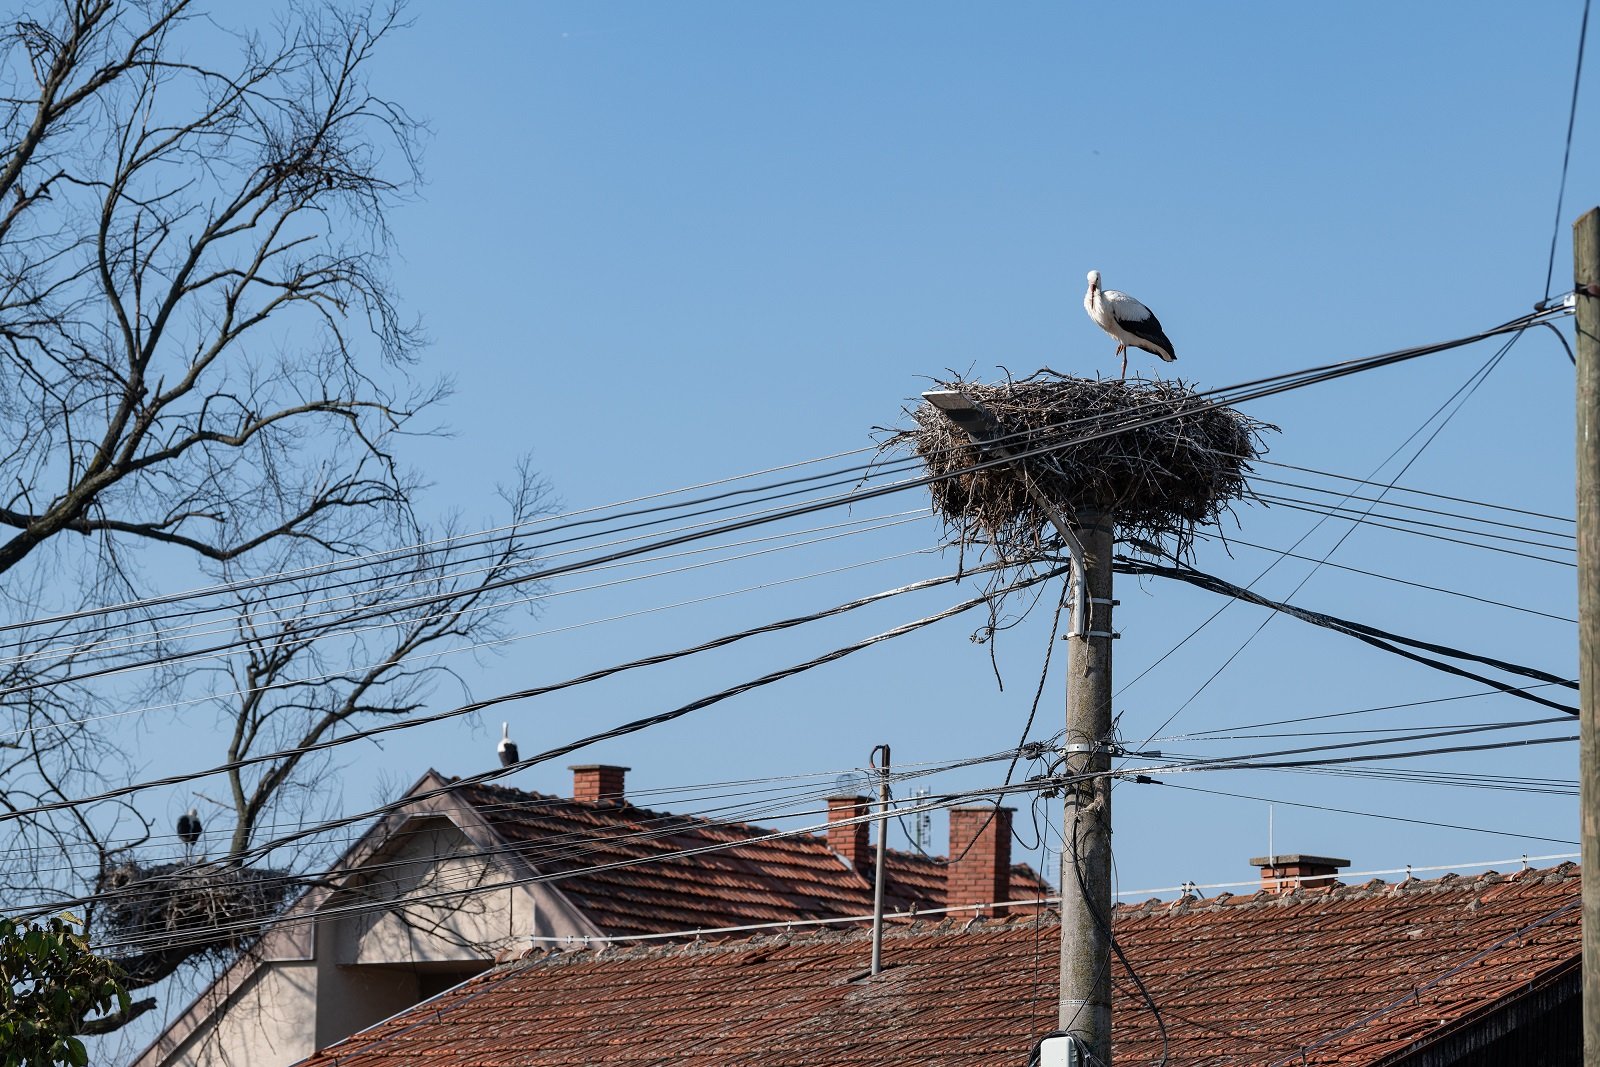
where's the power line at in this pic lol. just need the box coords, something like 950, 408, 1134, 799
1140, 774, 1576, 846
1124, 328, 1532, 742
0, 300, 1567, 772
1142, 715, 1574, 768
1138, 732, 1576, 777
0, 442, 899, 641
1263, 764, 1576, 797
30, 757, 1026, 937
1255, 493, 1576, 560
1, 306, 1568, 650
1246, 456, 1575, 525
3, 311, 1579, 935
0, 563, 1068, 831
1156, 680, 1577, 741
1159, 718, 1578, 743
1245, 498, 1573, 566
1204, 533, 1576, 623
1541, 0, 1593, 303
1116, 557, 1578, 713
0, 508, 928, 679
3, 307, 1568, 713
1174, 330, 1528, 714
43, 723, 1581, 945
0, 542, 935, 744
8, 311, 1561, 701
1246, 476, 1576, 542
0, 472, 933, 670
50, 776, 1059, 950
0, 744, 1029, 873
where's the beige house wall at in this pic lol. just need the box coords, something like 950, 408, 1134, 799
160, 962, 317, 1067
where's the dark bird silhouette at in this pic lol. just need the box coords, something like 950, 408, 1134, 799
177, 807, 202, 853
498, 721, 519, 767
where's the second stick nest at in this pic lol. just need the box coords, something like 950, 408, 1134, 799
903, 373, 1272, 560
97, 859, 295, 958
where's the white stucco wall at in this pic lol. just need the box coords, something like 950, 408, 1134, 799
160, 962, 317, 1067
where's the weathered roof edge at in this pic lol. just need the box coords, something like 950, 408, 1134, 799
485, 862, 1581, 970
455, 777, 1053, 887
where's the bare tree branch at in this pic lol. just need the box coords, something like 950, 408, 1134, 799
0, 2, 553, 1039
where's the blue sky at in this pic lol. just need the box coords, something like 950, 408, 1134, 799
352, 0, 1590, 878
81, 2, 1600, 1048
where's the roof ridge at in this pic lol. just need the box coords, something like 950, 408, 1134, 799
499, 864, 1584, 962
455, 777, 953, 865
1113, 861, 1582, 915
506, 908, 1053, 965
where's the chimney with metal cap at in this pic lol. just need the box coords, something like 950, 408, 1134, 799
1250, 853, 1350, 893
570, 764, 628, 805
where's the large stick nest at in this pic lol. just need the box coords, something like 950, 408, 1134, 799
97, 859, 295, 957
901, 372, 1273, 560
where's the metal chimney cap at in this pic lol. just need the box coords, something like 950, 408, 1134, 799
1249, 854, 1350, 868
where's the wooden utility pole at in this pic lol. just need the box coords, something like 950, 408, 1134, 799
1058, 512, 1115, 1066
1577, 205, 1600, 1064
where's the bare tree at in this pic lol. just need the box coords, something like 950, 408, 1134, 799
0, 0, 549, 1035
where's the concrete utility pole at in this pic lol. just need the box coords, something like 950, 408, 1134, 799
1058, 512, 1115, 1066
921, 390, 1112, 1065
1576, 205, 1600, 1064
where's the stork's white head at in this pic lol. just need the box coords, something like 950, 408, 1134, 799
1086, 270, 1101, 295
186, 807, 199, 820
500, 721, 510, 742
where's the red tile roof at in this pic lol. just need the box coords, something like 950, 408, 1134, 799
299, 864, 1579, 1067
455, 780, 1049, 936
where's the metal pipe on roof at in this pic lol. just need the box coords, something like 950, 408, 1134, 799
870, 743, 891, 976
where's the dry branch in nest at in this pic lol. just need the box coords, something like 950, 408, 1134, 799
97, 859, 295, 958
899, 372, 1273, 563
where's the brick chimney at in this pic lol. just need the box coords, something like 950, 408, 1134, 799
826, 795, 872, 872
569, 764, 629, 805
1250, 853, 1349, 893
947, 806, 1013, 917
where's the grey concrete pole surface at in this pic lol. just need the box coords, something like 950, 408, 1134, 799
1575, 205, 1599, 1065
1058, 512, 1115, 1066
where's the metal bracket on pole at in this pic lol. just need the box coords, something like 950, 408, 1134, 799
921, 389, 1089, 637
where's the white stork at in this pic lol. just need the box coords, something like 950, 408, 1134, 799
1083, 270, 1177, 378
497, 722, 519, 768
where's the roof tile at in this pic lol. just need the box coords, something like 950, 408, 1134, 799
301, 864, 1580, 1066
456, 781, 1048, 937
